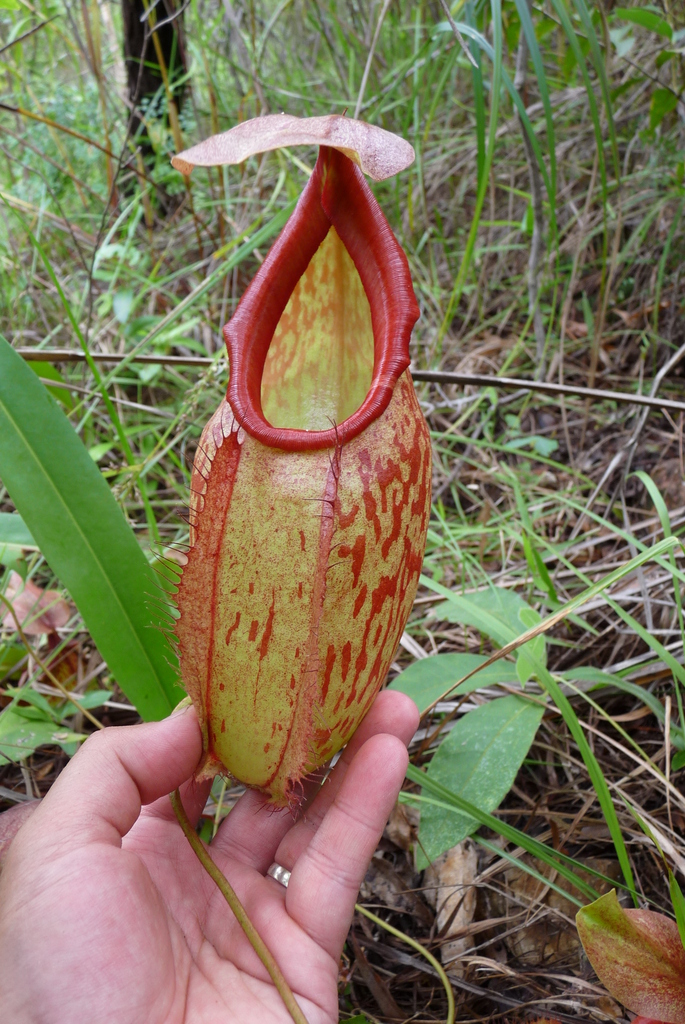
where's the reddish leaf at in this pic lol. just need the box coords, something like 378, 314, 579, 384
172, 113, 415, 181
576, 890, 685, 1024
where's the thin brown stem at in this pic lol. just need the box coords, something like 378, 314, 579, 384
169, 789, 310, 1024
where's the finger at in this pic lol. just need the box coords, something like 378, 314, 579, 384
286, 731, 408, 959
140, 773, 213, 828
272, 689, 418, 870
209, 787, 294, 873
14, 704, 202, 858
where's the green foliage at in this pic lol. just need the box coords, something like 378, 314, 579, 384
426, 583, 547, 684
650, 88, 679, 130
0, 684, 110, 764
396, 536, 680, 888
388, 653, 519, 712
404, 763, 600, 903
613, 7, 673, 40
669, 871, 685, 951
0, 512, 36, 575
26, 362, 74, 411
392, 585, 547, 868
0, 705, 85, 765
0, 339, 183, 721
0, 643, 26, 680
416, 694, 544, 868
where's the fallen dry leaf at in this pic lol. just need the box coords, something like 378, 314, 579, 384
424, 840, 478, 978
2, 572, 70, 636
0, 800, 40, 870
385, 800, 419, 851
488, 856, 622, 966
361, 854, 432, 930
565, 320, 589, 339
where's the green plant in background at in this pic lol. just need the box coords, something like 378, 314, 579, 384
391, 536, 683, 893
0, 683, 109, 767
0, 512, 36, 579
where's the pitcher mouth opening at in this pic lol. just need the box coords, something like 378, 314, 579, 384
222, 146, 420, 453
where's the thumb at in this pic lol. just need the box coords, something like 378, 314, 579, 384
15, 703, 202, 858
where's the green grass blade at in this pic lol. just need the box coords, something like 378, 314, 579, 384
633, 469, 685, 730
572, 0, 620, 183
0, 338, 184, 720
437, 20, 554, 207
421, 539, 682, 895
535, 656, 636, 897
439, 0, 502, 340
565, 668, 685, 751
669, 871, 685, 951
474, 836, 585, 908
513, 0, 557, 205
404, 764, 600, 902
548, 0, 607, 204
97, 200, 297, 385
466, 1, 486, 187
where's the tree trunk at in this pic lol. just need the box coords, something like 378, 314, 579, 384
121, 0, 186, 155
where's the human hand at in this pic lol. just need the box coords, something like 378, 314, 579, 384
0, 689, 418, 1024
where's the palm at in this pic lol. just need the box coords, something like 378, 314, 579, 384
0, 692, 417, 1024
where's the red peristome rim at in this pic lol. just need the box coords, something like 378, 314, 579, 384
222, 146, 420, 452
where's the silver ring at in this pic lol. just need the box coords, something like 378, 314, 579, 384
267, 862, 291, 888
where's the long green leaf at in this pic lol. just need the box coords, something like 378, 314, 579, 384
633, 469, 685, 730
466, 1, 486, 187
433, 19, 554, 209
613, 7, 672, 39
573, 0, 620, 183
669, 871, 685, 951
0, 338, 183, 720
548, 0, 608, 204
